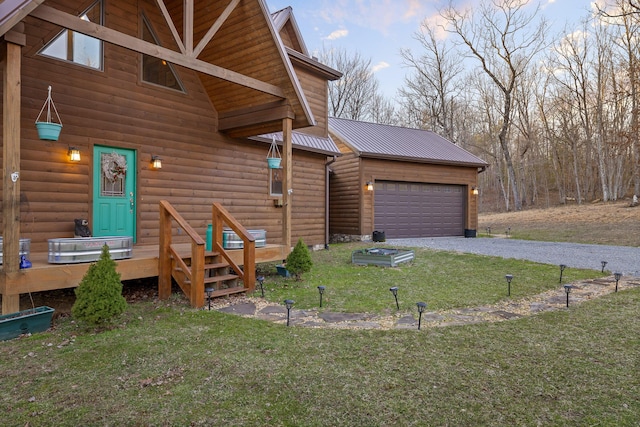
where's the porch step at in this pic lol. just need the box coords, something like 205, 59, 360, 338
205, 286, 246, 299
185, 274, 239, 286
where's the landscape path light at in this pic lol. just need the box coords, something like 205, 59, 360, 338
614, 272, 622, 292
416, 302, 427, 330
257, 275, 265, 298
390, 287, 399, 310
505, 274, 514, 297
564, 284, 572, 307
205, 287, 214, 310
284, 299, 295, 326
559, 264, 567, 283
601, 261, 608, 273
317, 286, 326, 307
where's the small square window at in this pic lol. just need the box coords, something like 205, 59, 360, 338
270, 167, 283, 196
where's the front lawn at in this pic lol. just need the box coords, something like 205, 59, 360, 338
257, 242, 604, 313
2, 243, 635, 426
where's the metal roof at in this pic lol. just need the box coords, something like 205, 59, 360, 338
329, 117, 488, 168
254, 131, 341, 156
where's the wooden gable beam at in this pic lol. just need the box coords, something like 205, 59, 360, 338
218, 100, 295, 132
184, 0, 193, 55
30, 5, 286, 98
193, 0, 241, 59
154, 0, 185, 54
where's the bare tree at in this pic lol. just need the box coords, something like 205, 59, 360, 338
399, 24, 463, 141
442, 0, 548, 211
320, 46, 381, 121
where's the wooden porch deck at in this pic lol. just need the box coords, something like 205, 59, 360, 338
0, 243, 287, 313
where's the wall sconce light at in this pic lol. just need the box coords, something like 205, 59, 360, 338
151, 155, 162, 169
68, 147, 81, 162
471, 186, 479, 195
366, 181, 374, 191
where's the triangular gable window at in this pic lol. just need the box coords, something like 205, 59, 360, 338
141, 16, 185, 92
38, 1, 103, 70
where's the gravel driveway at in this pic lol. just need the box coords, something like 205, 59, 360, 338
386, 237, 640, 277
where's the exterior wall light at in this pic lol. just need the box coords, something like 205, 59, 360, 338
68, 147, 81, 162
365, 181, 374, 191
151, 155, 162, 169
471, 186, 479, 195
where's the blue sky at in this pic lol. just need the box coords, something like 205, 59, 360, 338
266, 1, 597, 99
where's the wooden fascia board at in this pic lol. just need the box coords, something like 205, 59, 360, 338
360, 152, 489, 169
0, 0, 44, 38
218, 101, 294, 131
287, 48, 342, 81
29, 5, 286, 98
329, 130, 362, 157
257, 0, 315, 127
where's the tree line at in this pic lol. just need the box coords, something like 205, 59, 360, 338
321, 0, 640, 212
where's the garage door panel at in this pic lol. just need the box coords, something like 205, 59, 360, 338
374, 181, 464, 238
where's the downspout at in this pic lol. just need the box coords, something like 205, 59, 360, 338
325, 155, 337, 249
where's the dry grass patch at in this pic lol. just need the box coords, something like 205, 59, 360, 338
479, 201, 640, 246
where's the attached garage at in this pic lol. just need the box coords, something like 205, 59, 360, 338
374, 181, 465, 238
328, 118, 488, 242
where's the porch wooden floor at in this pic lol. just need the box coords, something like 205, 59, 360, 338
1, 243, 287, 296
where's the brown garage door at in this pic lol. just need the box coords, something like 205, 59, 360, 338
374, 181, 465, 238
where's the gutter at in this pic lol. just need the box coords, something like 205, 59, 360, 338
325, 155, 337, 248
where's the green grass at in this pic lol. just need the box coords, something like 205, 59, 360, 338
256, 242, 604, 313
1, 243, 635, 426
1, 288, 639, 426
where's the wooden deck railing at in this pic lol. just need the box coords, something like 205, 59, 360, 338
211, 202, 256, 293
158, 200, 256, 308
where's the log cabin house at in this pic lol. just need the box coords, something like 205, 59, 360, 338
328, 117, 488, 242
0, 1, 341, 314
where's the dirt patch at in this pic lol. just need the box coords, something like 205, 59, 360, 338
479, 201, 640, 246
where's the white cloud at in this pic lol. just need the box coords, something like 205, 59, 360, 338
325, 28, 349, 40
372, 61, 390, 73
318, 0, 433, 34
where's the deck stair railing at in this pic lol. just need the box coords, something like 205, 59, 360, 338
158, 200, 256, 308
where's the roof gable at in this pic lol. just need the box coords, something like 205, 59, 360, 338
329, 117, 488, 168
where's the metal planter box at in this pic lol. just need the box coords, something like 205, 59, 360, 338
0, 306, 55, 341
351, 248, 415, 267
0, 237, 31, 265
222, 229, 266, 249
48, 236, 133, 264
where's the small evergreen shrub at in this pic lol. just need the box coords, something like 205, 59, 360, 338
285, 238, 313, 280
72, 244, 127, 325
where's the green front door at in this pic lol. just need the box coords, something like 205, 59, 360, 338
93, 146, 136, 241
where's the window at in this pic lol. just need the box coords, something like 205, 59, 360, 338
270, 167, 283, 196
38, 1, 103, 70
141, 16, 185, 92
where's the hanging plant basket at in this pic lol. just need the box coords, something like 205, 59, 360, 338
35, 86, 63, 141
266, 135, 282, 169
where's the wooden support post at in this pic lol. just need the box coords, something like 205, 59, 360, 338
1, 39, 22, 315
158, 202, 172, 300
282, 117, 292, 252
190, 242, 204, 308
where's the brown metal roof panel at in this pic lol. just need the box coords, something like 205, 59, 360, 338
255, 131, 341, 156
329, 117, 488, 167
